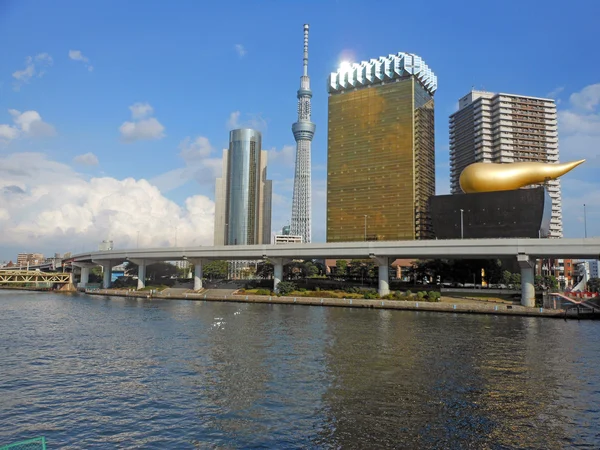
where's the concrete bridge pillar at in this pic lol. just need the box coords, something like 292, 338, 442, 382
270, 258, 291, 293
371, 256, 390, 297
189, 258, 207, 291
517, 254, 535, 307
80, 267, 90, 287
130, 259, 147, 290
72, 262, 95, 288
93, 260, 114, 289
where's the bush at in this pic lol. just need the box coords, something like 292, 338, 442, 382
255, 288, 271, 296
427, 291, 441, 302
405, 290, 412, 297
363, 289, 379, 299
276, 281, 297, 296
416, 291, 425, 300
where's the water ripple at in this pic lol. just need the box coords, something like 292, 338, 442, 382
0, 292, 599, 448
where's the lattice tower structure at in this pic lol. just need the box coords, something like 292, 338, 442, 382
290, 24, 315, 243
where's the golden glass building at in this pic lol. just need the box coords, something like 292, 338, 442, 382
326, 53, 437, 242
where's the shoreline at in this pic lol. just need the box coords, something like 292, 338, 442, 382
77, 288, 580, 319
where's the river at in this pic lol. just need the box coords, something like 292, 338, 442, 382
0, 290, 599, 449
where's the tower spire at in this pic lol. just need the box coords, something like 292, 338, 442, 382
290, 24, 315, 244
303, 24, 309, 77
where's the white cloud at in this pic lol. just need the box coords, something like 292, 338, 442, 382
569, 84, 600, 112
150, 136, 222, 193
12, 53, 53, 90
0, 109, 56, 142
558, 83, 600, 168
0, 152, 216, 258
179, 136, 214, 163
267, 144, 295, 168
235, 44, 247, 58
546, 86, 564, 103
119, 103, 165, 142
73, 152, 99, 166
226, 110, 267, 131
0, 124, 20, 141
129, 102, 153, 119
68, 49, 94, 72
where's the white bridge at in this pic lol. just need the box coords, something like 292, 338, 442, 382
69, 238, 600, 308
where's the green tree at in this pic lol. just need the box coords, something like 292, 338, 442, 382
587, 277, 600, 293
203, 260, 229, 280
335, 260, 348, 278
543, 275, 559, 291
146, 262, 179, 281
276, 281, 296, 295
502, 270, 512, 287
304, 261, 320, 278
255, 261, 274, 279
510, 272, 521, 288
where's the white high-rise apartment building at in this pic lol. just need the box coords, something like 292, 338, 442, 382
449, 90, 561, 237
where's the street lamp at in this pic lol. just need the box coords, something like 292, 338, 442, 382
584, 203, 587, 238
460, 209, 464, 239
364, 215, 368, 241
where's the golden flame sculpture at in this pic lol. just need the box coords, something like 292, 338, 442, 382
459, 160, 585, 194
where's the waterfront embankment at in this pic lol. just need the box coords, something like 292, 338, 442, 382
82, 288, 574, 319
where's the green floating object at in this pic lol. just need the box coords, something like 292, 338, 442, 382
0, 437, 46, 450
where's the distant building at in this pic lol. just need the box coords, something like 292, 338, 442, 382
169, 260, 190, 269
274, 235, 303, 245
98, 240, 113, 251
327, 53, 437, 242
450, 90, 561, 237
589, 260, 600, 279
17, 253, 45, 266
214, 129, 272, 246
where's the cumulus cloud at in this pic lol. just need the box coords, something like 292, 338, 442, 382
0, 109, 56, 142
68, 49, 94, 72
119, 103, 165, 142
129, 102, 153, 119
559, 83, 600, 167
267, 145, 295, 167
234, 44, 247, 58
150, 136, 222, 193
73, 152, 99, 166
12, 53, 53, 90
0, 152, 215, 258
179, 136, 214, 163
227, 111, 267, 131
556, 83, 600, 238
569, 84, 600, 112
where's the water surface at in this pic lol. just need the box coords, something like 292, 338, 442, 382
1, 291, 599, 448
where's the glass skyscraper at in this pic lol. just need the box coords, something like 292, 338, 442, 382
214, 129, 272, 246
326, 53, 437, 242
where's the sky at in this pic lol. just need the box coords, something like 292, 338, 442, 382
1, 0, 600, 261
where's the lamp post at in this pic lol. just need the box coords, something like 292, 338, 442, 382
460, 209, 464, 239
364, 215, 368, 241
584, 203, 587, 238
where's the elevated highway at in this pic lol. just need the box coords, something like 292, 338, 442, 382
69, 237, 600, 307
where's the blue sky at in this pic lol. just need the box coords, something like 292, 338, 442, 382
1, 0, 600, 261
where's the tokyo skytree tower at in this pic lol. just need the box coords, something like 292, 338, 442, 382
290, 24, 315, 243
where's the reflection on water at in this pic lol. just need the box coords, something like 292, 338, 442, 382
0, 291, 599, 449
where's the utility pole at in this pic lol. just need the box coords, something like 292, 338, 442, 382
460, 209, 464, 239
